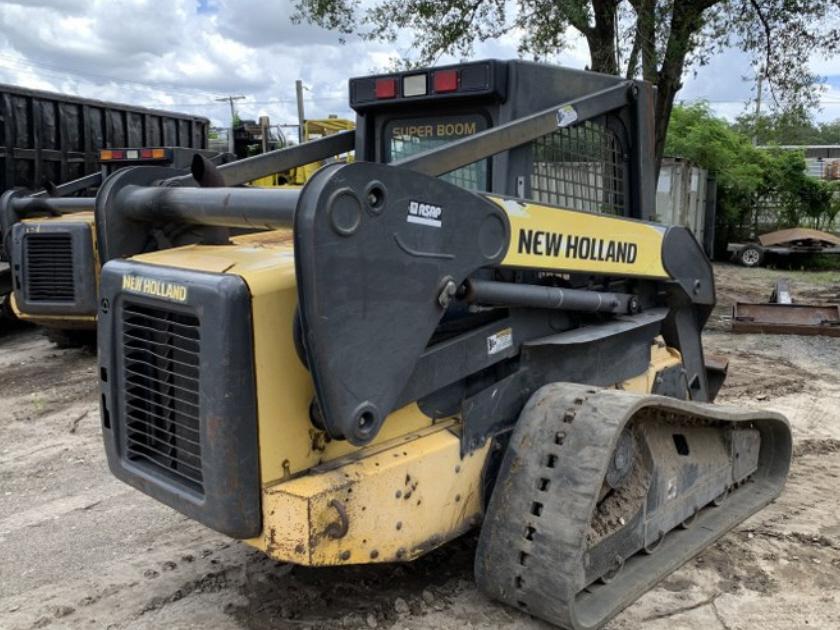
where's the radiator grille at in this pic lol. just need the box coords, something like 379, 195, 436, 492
24, 233, 75, 302
122, 302, 204, 494
530, 122, 626, 215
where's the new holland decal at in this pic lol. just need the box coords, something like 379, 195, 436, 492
493, 198, 668, 278
121, 275, 188, 302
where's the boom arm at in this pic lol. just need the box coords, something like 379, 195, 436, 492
99, 158, 715, 446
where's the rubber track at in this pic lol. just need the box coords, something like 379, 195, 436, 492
475, 383, 791, 630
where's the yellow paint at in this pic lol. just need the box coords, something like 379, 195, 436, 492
619, 341, 682, 393
254, 422, 488, 565
491, 197, 668, 278
20, 210, 95, 226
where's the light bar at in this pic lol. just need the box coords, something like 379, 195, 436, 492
349, 60, 502, 108
99, 147, 171, 162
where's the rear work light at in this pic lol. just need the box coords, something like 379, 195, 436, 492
403, 74, 427, 97
433, 69, 458, 93
375, 78, 397, 99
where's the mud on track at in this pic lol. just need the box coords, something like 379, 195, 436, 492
1, 263, 839, 630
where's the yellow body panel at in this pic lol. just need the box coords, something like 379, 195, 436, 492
493, 197, 668, 278
619, 342, 682, 394
255, 421, 488, 565
130, 230, 684, 566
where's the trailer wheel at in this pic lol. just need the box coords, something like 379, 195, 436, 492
737, 245, 764, 268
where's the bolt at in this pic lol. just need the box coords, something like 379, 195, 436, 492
339, 550, 351, 561
437, 278, 457, 309
396, 521, 402, 530
370, 549, 379, 559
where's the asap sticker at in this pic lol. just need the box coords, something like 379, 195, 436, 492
407, 200, 443, 228
487, 327, 513, 356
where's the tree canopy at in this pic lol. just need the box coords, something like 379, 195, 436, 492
733, 109, 840, 146
295, 0, 840, 166
666, 103, 840, 235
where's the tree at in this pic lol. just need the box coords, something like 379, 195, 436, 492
294, 0, 839, 168
733, 109, 840, 146
667, 103, 840, 237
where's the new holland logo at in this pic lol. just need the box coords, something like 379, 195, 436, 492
122, 275, 188, 302
407, 200, 443, 228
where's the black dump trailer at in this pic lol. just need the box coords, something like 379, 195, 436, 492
0, 83, 208, 191
0, 83, 209, 313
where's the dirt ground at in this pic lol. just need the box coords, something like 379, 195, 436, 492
1, 263, 839, 630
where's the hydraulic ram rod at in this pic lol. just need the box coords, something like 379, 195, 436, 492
118, 185, 299, 230
11, 197, 96, 214
463, 279, 641, 315
168, 129, 356, 188
30, 171, 103, 199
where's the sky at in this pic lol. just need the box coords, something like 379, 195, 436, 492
0, 0, 838, 142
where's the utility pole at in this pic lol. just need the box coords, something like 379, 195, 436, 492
295, 80, 306, 144
752, 72, 763, 146
216, 95, 245, 154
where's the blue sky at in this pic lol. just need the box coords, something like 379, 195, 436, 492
0, 0, 837, 136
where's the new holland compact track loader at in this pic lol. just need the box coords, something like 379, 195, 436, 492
0, 128, 350, 344
0, 147, 231, 343
94, 60, 791, 629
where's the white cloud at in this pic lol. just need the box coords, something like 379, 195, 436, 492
0, 0, 837, 136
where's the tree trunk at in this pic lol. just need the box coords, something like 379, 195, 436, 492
653, 1, 707, 172
586, 0, 620, 74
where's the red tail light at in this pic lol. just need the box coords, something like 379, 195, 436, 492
375, 78, 397, 99
433, 69, 458, 93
